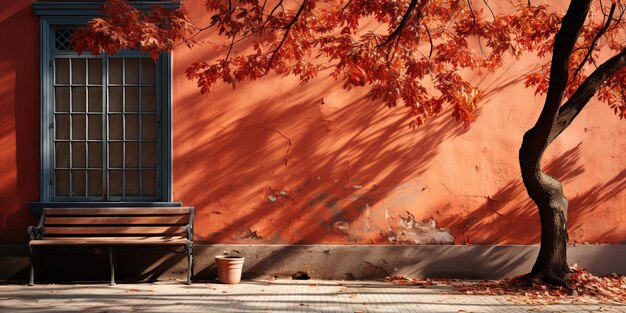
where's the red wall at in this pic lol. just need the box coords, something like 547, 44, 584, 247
1, 0, 624, 244
0, 1, 41, 242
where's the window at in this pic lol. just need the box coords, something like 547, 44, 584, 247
34, 2, 174, 205
53, 53, 159, 200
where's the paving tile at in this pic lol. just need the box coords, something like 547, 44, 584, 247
0, 280, 624, 312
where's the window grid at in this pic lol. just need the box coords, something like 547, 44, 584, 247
54, 29, 74, 51
107, 57, 158, 199
53, 56, 158, 200
53, 58, 104, 198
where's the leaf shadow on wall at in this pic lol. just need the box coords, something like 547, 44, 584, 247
176, 86, 469, 241
171, 72, 477, 278
441, 142, 624, 246
568, 168, 626, 244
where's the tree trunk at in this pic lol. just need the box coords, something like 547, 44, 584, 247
516, 0, 594, 290
519, 130, 571, 290
517, 0, 626, 289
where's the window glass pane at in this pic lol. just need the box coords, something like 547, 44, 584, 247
109, 115, 123, 140
55, 115, 70, 140
125, 115, 139, 140
141, 115, 156, 140
141, 59, 156, 85
109, 87, 123, 112
125, 59, 139, 84
88, 115, 102, 140
72, 87, 86, 112
55, 142, 70, 168
55, 170, 70, 196
109, 143, 123, 168
109, 58, 123, 84
72, 142, 86, 168
109, 170, 123, 196
71, 170, 86, 196
125, 87, 139, 112
141, 87, 156, 112
142, 170, 156, 196
88, 170, 103, 196
72, 115, 86, 140
141, 142, 156, 167
88, 87, 102, 112
88, 59, 102, 84
125, 142, 139, 168
55, 87, 70, 112
71, 59, 86, 84
88, 143, 102, 168
125, 170, 139, 196
55, 59, 69, 84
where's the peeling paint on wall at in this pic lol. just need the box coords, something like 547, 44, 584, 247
333, 221, 350, 233
240, 229, 263, 240
383, 211, 454, 245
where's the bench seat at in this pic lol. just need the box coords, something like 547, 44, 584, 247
30, 237, 188, 246
28, 206, 194, 285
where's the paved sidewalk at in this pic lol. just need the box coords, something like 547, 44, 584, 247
0, 280, 624, 312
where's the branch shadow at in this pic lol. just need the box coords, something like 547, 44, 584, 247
173, 72, 469, 279
441, 142, 586, 245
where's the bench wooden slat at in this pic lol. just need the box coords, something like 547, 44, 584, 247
35, 236, 187, 241
44, 226, 187, 235
31, 239, 187, 246
45, 216, 189, 225
45, 207, 191, 216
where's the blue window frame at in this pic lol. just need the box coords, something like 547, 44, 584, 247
33, 2, 174, 206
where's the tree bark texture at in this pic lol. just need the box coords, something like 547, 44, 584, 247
520, 0, 626, 289
518, 0, 592, 289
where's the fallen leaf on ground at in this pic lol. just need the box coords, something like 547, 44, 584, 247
385, 276, 437, 286
454, 265, 626, 305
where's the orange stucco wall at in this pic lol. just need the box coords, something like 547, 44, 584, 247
1, 0, 624, 244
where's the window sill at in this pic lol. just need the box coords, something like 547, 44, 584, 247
30, 201, 183, 215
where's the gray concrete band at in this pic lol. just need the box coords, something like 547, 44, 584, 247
1, 244, 624, 283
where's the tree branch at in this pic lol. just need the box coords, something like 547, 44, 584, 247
532, 0, 592, 138
264, 0, 285, 27
549, 47, 626, 142
482, 0, 496, 21
424, 24, 433, 58
223, 33, 236, 64
519, 1, 592, 183
342, 0, 352, 11
467, 0, 477, 28
378, 0, 419, 47
572, 3, 616, 78
263, 0, 307, 75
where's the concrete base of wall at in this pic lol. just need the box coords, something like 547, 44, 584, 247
1, 244, 624, 283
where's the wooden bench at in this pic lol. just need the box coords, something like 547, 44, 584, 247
27, 207, 194, 285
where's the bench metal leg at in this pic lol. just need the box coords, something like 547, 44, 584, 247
28, 247, 35, 286
186, 243, 193, 285
109, 248, 116, 286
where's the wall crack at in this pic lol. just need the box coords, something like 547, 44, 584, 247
266, 127, 292, 166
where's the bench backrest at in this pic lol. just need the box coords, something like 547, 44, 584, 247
40, 207, 194, 240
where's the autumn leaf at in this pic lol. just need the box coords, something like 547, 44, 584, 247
72, 0, 626, 127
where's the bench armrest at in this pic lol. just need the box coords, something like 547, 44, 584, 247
186, 207, 194, 242
28, 210, 46, 240
27, 226, 43, 240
